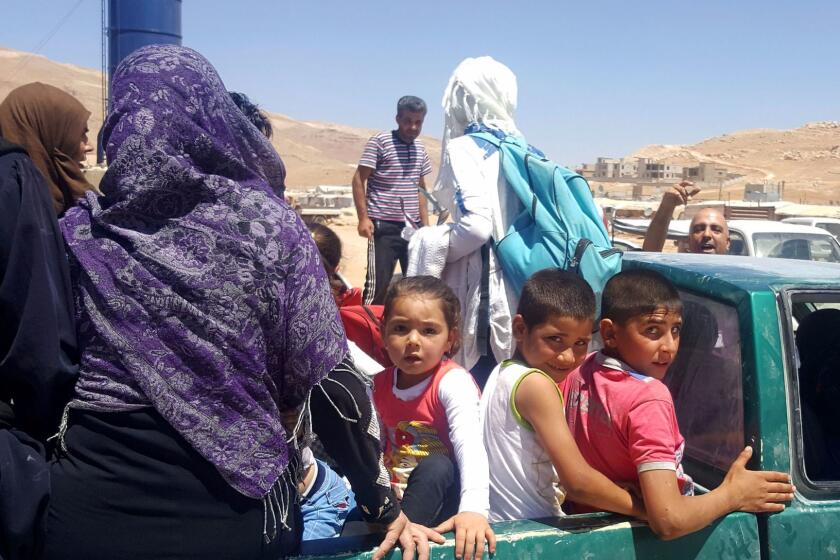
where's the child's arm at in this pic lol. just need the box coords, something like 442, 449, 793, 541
639, 446, 794, 540
437, 368, 496, 560
515, 371, 646, 517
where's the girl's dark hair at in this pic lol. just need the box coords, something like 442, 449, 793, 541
308, 223, 341, 271
383, 276, 462, 355
307, 223, 344, 298
229, 91, 273, 139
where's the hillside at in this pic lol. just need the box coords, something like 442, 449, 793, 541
0, 46, 441, 190
631, 122, 840, 204
2, 46, 837, 201
0, 47, 104, 149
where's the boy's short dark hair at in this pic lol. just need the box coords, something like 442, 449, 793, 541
517, 269, 596, 328
601, 269, 682, 325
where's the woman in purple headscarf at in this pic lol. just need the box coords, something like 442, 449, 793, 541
44, 45, 419, 559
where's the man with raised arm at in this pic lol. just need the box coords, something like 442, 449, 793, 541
642, 182, 730, 255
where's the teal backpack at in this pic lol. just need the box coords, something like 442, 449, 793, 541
470, 132, 622, 310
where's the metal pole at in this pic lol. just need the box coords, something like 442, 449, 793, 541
96, 0, 107, 164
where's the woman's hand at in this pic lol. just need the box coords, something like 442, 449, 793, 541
432, 511, 496, 560
373, 511, 410, 560
373, 512, 445, 560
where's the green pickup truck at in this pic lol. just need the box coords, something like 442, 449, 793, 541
298, 252, 840, 559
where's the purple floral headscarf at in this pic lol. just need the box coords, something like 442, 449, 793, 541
60, 45, 347, 498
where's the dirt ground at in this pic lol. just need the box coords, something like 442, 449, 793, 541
328, 219, 661, 292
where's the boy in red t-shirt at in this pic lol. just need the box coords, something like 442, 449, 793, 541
565, 268, 795, 540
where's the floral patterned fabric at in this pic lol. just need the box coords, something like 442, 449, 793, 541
59, 45, 347, 499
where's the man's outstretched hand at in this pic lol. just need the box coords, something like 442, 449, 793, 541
664, 181, 701, 206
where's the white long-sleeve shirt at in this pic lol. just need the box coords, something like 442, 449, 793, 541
389, 367, 490, 516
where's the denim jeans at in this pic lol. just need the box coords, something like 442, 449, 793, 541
301, 460, 356, 540
400, 454, 460, 526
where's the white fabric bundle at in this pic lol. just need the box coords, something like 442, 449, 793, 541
407, 224, 451, 278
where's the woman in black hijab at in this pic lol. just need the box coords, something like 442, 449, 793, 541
0, 130, 79, 558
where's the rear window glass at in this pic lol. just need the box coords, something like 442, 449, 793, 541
753, 233, 840, 262
665, 291, 744, 472
728, 231, 747, 256
816, 223, 840, 238
791, 299, 840, 484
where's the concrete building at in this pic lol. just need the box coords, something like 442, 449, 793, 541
683, 162, 728, 183
586, 156, 731, 184
638, 159, 683, 180
594, 157, 621, 179
577, 163, 597, 180
593, 157, 641, 179
618, 158, 639, 178
744, 182, 782, 203
297, 185, 354, 208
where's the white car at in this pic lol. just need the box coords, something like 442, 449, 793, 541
781, 216, 840, 241
613, 218, 840, 262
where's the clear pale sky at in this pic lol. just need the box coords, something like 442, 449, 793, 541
3, 0, 839, 166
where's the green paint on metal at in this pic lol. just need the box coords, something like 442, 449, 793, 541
296, 253, 840, 560
623, 253, 840, 293
294, 513, 760, 559
747, 291, 790, 473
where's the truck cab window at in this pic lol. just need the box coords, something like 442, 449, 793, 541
665, 292, 744, 480
728, 231, 747, 256
795, 306, 840, 481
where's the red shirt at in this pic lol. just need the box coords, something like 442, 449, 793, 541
339, 305, 391, 368
336, 287, 362, 308
564, 352, 693, 510
373, 360, 463, 492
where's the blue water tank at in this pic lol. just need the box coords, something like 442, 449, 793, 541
108, 0, 182, 79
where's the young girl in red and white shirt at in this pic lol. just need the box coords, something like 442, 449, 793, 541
373, 276, 494, 559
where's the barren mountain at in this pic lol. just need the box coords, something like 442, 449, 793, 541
3, 46, 836, 202
0, 46, 441, 190
632, 122, 840, 204
0, 47, 105, 151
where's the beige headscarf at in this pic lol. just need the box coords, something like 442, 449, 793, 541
0, 82, 94, 215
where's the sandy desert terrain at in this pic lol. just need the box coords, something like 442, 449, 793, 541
0, 47, 441, 189
2, 46, 838, 284
4, 46, 837, 198
632, 122, 840, 204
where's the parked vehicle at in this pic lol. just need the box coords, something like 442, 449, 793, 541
611, 238, 641, 252
781, 216, 840, 241
298, 252, 840, 559
613, 218, 840, 262
724, 220, 840, 261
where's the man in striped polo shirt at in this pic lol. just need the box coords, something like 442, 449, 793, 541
352, 96, 432, 305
